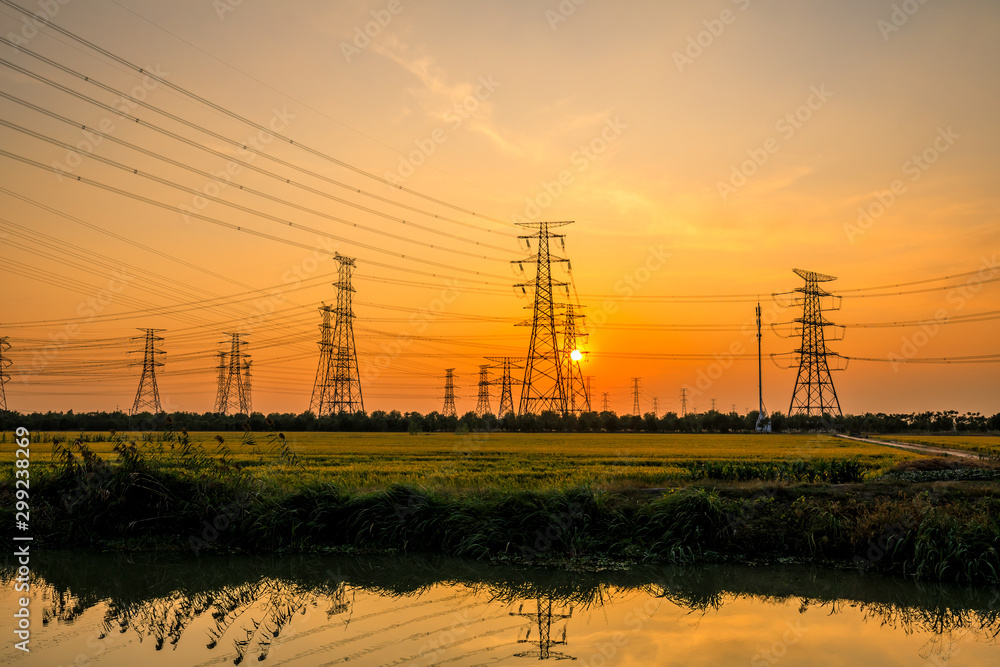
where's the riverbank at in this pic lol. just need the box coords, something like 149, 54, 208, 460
3, 446, 998, 586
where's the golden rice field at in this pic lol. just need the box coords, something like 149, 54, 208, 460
2, 431, 919, 492
870, 434, 1000, 458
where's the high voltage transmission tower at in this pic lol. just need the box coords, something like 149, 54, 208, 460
562, 304, 590, 414
487, 357, 523, 417
129, 328, 164, 414
755, 302, 772, 432
310, 256, 364, 415
242, 358, 252, 415
0, 337, 10, 411
308, 304, 334, 415
652, 396, 659, 416
213, 351, 227, 413
680, 388, 688, 416
218, 333, 251, 415
788, 269, 844, 417
513, 221, 572, 415
509, 598, 575, 660
475, 364, 492, 417
601, 392, 610, 412
442, 369, 457, 418
631, 378, 641, 415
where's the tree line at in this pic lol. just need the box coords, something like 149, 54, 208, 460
1, 408, 997, 435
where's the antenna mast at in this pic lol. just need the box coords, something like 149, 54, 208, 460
755, 303, 771, 433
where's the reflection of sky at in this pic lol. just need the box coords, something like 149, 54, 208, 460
3, 579, 998, 666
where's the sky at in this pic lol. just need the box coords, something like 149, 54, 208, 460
0, 0, 998, 417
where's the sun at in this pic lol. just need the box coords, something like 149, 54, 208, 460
570, 349, 583, 362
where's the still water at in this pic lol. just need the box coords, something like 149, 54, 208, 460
2, 552, 998, 666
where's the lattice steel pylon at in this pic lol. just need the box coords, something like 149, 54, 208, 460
442, 368, 458, 418
328, 256, 364, 414
219, 333, 251, 416
631, 378, 641, 416
487, 357, 523, 417
788, 269, 843, 417
308, 304, 334, 415
213, 351, 227, 413
514, 221, 572, 415
0, 337, 11, 411
475, 365, 492, 417
242, 359, 252, 415
509, 598, 574, 660
130, 328, 164, 414
562, 304, 590, 414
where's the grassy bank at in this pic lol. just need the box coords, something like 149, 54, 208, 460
2, 431, 998, 586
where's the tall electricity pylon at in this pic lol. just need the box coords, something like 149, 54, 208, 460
308, 304, 334, 415
219, 333, 251, 416
631, 378, 641, 416
0, 337, 11, 411
213, 351, 227, 413
788, 269, 843, 417
680, 388, 688, 416
756, 302, 772, 432
601, 392, 610, 412
130, 328, 164, 414
242, 359, 252, 415
475, 364, 492, 417
324, 256, 365, 414
514, 221, 572, 415
442, 368, 458, 418
487, 356, 522, 417
563, 304, 590, 414
509, 598, 575, 660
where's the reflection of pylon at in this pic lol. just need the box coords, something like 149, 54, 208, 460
475, 365, 492, 417
514, 221, 572, 415
308, 304, 334, 415
631, 378, 641, 416
219, 333, 251, 416
563, 304, 590, 414
0, 337, 10, 411
487, 356, 523, 417
788, 269, 843, 417
213, 351, 227, 413
442, 368, 457, 418
509, 598, 574, 660
130, 328, 164, 414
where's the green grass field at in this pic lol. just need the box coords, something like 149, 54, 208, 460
1, 430, 918, 491
870, 434, 1000, 458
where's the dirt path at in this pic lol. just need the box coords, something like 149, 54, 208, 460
834, 434, 981, 460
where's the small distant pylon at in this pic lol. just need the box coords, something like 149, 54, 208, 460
213, 351, 227, 413
680, 388, 688, 416
509, 598, 574, 660
788, 269, 843, 417
563, 304, 590, 414
652, 396, 659, 416
309, 303, 334, 415
242, 359, 253, 415
129, 328, 164, 414
0, 337, 11, 411
486, 357, 523, 417
442, 369, 458, 418
219, 333, 251, 416
514, 221, 572, 415
601, 392, 610, 412
631, 378, 641, 416
475, 365, 492, 417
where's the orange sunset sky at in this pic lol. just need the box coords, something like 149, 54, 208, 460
0, 0, 997, 416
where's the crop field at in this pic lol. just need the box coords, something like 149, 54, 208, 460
870, 434, 1000, 458
1, 431, 918, 491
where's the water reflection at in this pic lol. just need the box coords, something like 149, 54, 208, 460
1, 552, 997, 665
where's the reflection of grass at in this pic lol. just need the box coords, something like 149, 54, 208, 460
870, 434, 1000, 458
0, 431, 916, 492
